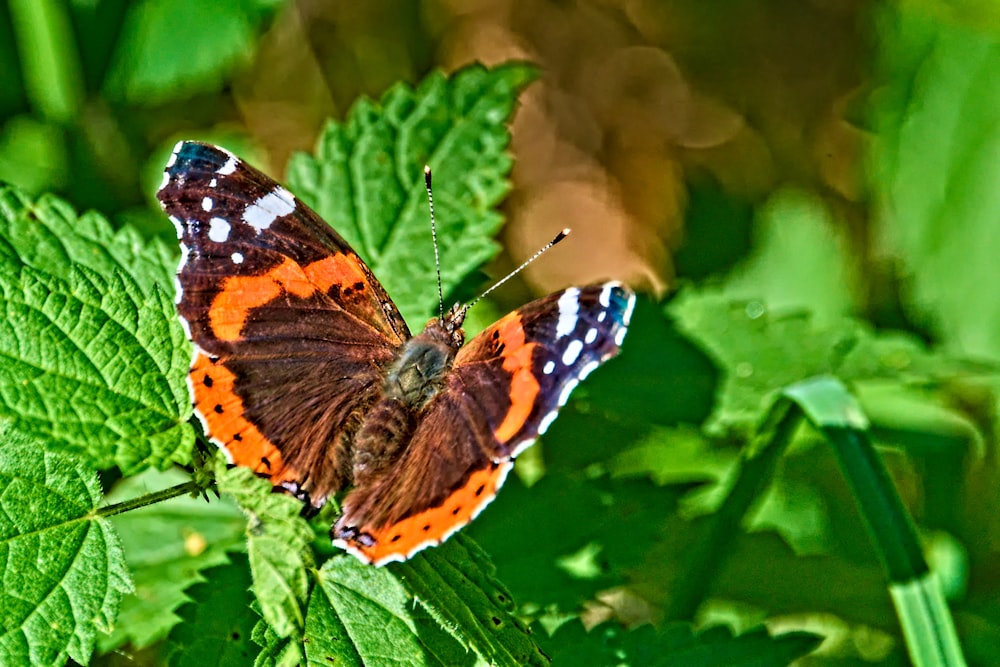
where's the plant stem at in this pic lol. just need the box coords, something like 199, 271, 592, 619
95, 480, 205, 518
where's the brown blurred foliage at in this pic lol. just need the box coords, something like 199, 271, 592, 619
234, 0, 869, 297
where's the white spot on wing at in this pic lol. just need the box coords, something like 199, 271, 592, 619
274, 185, 295, 207
622, 290, 636, 325
208, 217, 230, 242
578, 360, 600, 380
615, 327, 627, 346
166, 142, 181, 167
159, 171, 169, 191
173, 276, 185, 306
543, 360, 555, 375
558, 378, 579, 407
168, 215, 183, 239
209, 178, 217, 188
174, 240, 190, 306
510, 438, 537, 457
217, 155, 238, 175
243, 187, 296, 232
598, 311, 607, 323
202, 197, 213, 211
231, 252, 244, 264
562, 339, 583, 365
555, 287, 580, 339
585, 327, 598, 344
332, 538, 373, 565
538, 410, 558, 435
599, 282, 614, 307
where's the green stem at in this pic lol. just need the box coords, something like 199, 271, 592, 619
665, 400, 802, 620
95, 480, 205, 518
8, 0, 83, 123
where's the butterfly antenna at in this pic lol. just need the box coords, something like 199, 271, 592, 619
425, 166, 445, 321
463, 228, 571, 313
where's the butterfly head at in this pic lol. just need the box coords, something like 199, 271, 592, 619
431, 302, 467, 349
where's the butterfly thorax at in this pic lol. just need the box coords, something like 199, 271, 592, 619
350, 307, 466, 487
384, 319, 463, 408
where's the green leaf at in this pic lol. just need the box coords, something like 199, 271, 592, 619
869, 6, 1000, 358
0, 116, 68, 195
548, 620, 820, 667
287, 62, 538, 324
104, 0, 279, 105
166, 552, 259, 667
304, 537, 547, 667
217, 467, 314, 644
396, 536, 549, 666
0, 184, 177, 298
721, 187, 858, 321
668, 286, 970, 436
469, 462, 681, 613
251, 613, 302, 667
306, 558, 454, 667
0, 429, 132, 667
0, 185, 192, 471
101, 468, 247, 651
0, 261, 192, 472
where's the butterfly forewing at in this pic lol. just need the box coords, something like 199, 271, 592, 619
159, 141, 407, 502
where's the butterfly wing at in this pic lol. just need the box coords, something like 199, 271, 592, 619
333, 282, 635, 564
159, 141, 409, 503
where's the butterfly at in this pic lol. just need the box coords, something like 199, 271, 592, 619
158, 141, 634, 565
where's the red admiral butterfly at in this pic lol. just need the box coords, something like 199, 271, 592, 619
158, 141, 634, 565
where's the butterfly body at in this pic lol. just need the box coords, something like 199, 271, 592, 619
159, 141, 634, 565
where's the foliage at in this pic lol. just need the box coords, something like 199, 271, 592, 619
0, 1, 998, 666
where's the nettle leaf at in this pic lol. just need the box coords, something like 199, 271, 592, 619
217, 467, 314, 654
0, 184, 190, 471
0, 184, 176, 297
101, 468, 247, 651
669, 287, 968, 436
0, 431, 132, 667
251, 613, 301, 667
549, 620, 820, 667
397, 535, 548, 666
0, 261, 192, 472
305, 536, 546, 666
166, 552, 259, 667
287, 62, 537, 325
469, 462, 683, 612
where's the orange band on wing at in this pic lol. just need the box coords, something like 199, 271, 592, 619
191, 352, 299, 485
492, 314, 540, 442
209, 254, 367, 341
344, 461, 513, 565
303, 253, 367, 293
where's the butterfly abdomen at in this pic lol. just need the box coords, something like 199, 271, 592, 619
352, 319, 464, 486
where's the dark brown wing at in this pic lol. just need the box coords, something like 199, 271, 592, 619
333, 282, 635, 564
158, 141, 409, 503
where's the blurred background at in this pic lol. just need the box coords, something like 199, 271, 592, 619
1, 0, 993, 346
4, 0, 1000, 665
1, 0, 874, 307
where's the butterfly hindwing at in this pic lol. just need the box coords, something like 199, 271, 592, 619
332, 282, 635, 564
